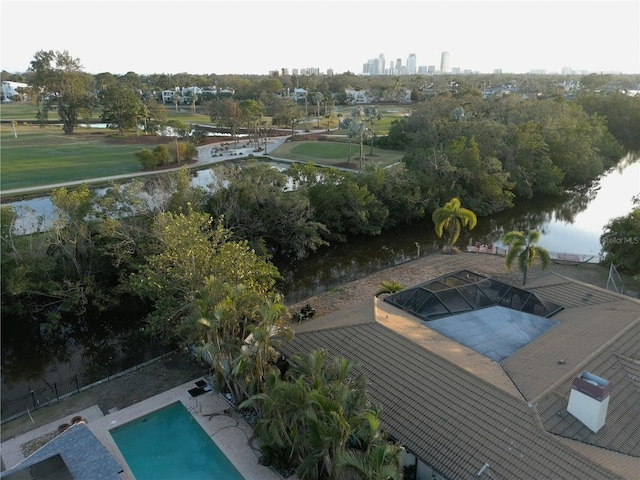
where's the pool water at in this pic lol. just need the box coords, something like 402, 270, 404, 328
110, 401, 244, 480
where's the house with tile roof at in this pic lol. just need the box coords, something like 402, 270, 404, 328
0, 423, 123, 480
279, 270, 640, 480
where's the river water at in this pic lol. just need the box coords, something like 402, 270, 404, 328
2, 153, 638, 400
275, 153, 639, 302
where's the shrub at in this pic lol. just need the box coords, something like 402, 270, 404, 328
135, 148, 158, 169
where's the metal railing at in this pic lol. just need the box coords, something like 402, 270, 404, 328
1, 346, 176, 424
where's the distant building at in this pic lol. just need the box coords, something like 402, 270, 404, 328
440, 51, 450, 73
161, 89, 178, 104
407, 53, 417, 74
1, 81, 28, 102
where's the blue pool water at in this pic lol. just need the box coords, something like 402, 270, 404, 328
110, 401, 244, 480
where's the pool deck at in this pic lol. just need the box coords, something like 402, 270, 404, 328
1, 379, 291, 480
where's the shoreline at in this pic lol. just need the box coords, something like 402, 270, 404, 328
287, 251, 636, 317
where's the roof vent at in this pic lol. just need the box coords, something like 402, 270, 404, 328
567, 371, 612, 433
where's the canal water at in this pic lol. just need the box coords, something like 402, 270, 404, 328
2, 153, 638, 400
275, 153, 639, 302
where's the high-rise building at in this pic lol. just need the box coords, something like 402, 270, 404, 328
395, 58, 402, 75
378, 53, 386, 75
407, 53, 417, 74
440, 51, 450, 73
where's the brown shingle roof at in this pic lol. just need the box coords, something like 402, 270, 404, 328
535, 321, 640, 456
280, 272, 640, 480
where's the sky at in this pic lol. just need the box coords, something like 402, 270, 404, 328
1, 0, 639, 76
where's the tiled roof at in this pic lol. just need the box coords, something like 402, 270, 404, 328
281, 316, 625, 479
0, 423, 123, 480
536, 321, 640, 456
280, 272, 640, 480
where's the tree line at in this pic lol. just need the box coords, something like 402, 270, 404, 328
8, 50, 640, 139
3, 50, 639, 479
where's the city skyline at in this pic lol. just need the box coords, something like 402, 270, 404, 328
1, 1, 639, 76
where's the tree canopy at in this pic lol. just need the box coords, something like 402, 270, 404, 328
27, 50, 94, 134
600, 195, 640, 278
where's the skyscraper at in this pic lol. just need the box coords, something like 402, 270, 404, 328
440, 51, 450, 73
407, 53, 417, 74
378, 53, 386, 75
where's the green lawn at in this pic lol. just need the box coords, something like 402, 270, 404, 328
0, 103, 410, 191
1, 123, 143, 191
165, 106, 214, 125
0, 103, 42, 120
269, 139, 405, 168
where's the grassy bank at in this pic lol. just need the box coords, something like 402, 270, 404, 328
269, 139, 405, 168
0, 123, 147, 191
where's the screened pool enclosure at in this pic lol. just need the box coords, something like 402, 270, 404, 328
384, 270, 563, 361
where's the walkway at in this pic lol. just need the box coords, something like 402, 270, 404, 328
1, 380, 287, 480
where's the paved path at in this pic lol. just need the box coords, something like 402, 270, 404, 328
0, 135, 293, 197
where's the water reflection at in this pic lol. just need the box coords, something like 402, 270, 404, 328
276, 154, 639, 301
2, 154, 638, 397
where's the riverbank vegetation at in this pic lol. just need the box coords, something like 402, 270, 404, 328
3, 59, 640, 476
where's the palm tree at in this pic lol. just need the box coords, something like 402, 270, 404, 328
432, 197, 477, 254
339, 440, 404, 480
241, 349, 383, 479
363, 106, 383, 155
308, 91, 324, 128
503, 230, 551, 285
375, 280, 403, 297
341, 117, 354, 164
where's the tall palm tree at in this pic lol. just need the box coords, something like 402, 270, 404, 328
432, 197, 477, 254
363, 106, 382, 155
503, 230, 551, 285
341, 117, 354, 164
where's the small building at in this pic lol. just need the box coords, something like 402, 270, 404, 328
1, 81, 28, 102
161, 89, 177, 104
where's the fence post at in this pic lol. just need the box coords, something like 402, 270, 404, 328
54, 383, 59, 402
31, 391, 37, 411
75, 375, 80, 394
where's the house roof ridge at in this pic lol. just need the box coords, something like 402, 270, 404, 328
535, 271, 640, 304
531, 317, 640, 404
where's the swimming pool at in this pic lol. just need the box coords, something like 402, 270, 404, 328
110, 401, 244, 480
